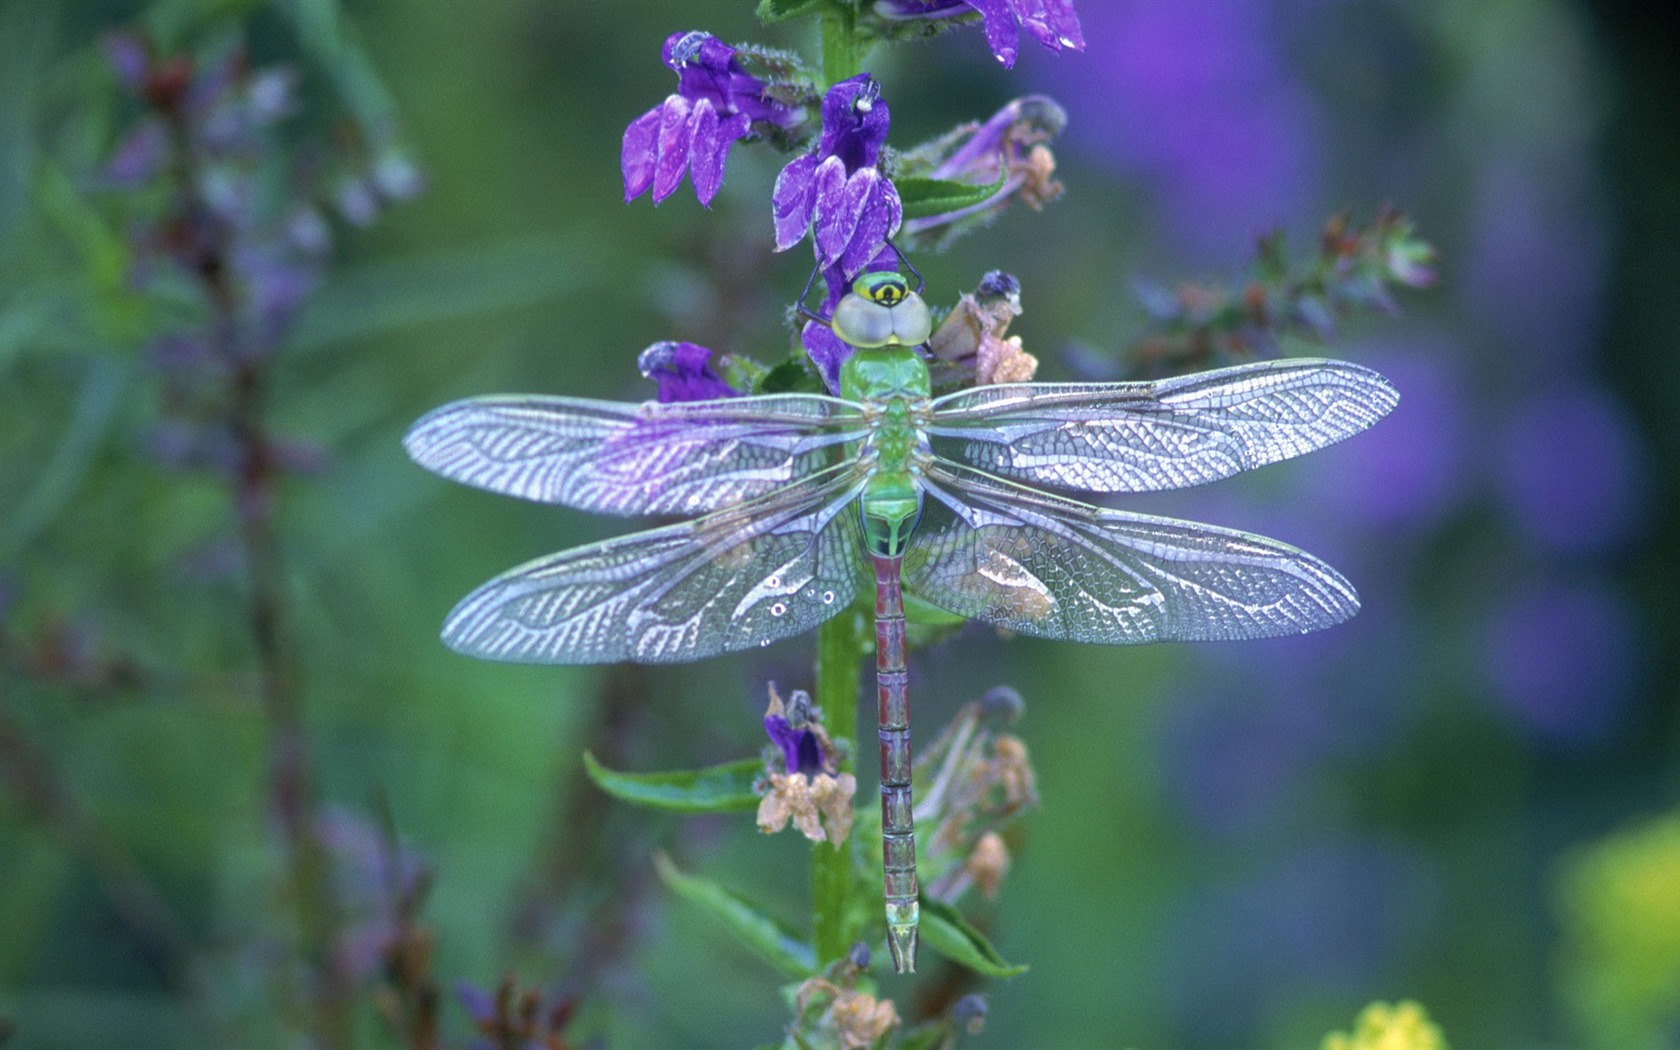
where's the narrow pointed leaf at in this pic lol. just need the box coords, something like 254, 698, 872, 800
583, 752, 764, 814
895, 172, 1009, 221
918, 896, 1027, 978
655, 853, 817, 978
756, 0, 824, 23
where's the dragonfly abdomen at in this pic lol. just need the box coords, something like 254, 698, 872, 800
871, 551, 919, 974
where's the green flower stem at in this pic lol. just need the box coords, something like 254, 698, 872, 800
811, 3, 870, 970
820, 1, 866, 85
812, 608, 862, 966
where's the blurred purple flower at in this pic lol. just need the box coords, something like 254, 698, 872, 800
105, 118, 170, 186
1040, 2, 1323, 260
637, 341, 740, 403
1482, 577, 1637, 743
1295, 346, 1470, 534
623, 31, 803, 207
1161, 686, 1331, 834
876, 0, 1085, 68
1496, 386, 1642, 556
1165, 839, 1437, 1042
1464, 160, 1606, 376
772, 75, 901, 275
104, 31, 150, 92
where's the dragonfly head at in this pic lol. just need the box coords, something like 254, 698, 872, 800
833, 272, 933, 349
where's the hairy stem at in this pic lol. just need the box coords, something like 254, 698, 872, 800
227, 336, 352, 1050
174, 104, 350, 1043
821, 1, 866, 85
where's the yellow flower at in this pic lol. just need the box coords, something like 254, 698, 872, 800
1557, 812, 1680, 1045
1321, 1001, 1448, 1050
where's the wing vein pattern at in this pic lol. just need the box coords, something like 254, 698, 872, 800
405, 393, 866, 515
441, 464, 871, 664
925, 358, 1398, 495
906, 462, 1359, 644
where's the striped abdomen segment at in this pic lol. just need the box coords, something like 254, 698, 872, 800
871, 552, 918, 974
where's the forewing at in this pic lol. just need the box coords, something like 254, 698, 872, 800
404, 393, 866, 515
441, 466, 870, 664
926, 358, 1397, 494
905, 463, 1359, 644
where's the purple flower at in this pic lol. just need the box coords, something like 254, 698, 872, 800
637, 341, 740, 403
876, 0, 1085, 68
104, 118, 171, 187
772, 75, 902, 277
900, 95, 1067, 245
764, 687, 826, 776
1495, 385, 1642, 556
623, 31, 803, 207
1040, 2, 1324, 262
1482, 577, 1637, 743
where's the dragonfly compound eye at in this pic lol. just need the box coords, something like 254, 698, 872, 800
834, 276, 933, 349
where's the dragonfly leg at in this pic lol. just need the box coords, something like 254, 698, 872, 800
872, 554, 918, 974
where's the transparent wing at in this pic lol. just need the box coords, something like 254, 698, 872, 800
441, 464, 871, 664
405, 393, 867, 516
905, 462, 1359, 644
926, 358, 1397, 494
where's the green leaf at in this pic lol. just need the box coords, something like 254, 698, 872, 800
757, 0, 825, 25
271, 0, 398, 135
758, 353, 826, 395
655, 853, 817, 978
1, 355, 127, 562
896, 173, 1009, 222
289, 235, 606, 355
583, 752, 764, 814
918, 896, 1027, 978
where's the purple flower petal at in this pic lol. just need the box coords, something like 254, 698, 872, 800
773, 153, 821, 250
685, 99, 723, 206
764, 714, 824, 776
966, 0, 1023, 66
621, 106, 662, 201
1014, 0, 1084, 51
836, 173, 902, 278
689, 108, 750, 207
637, 341, 739, 403
809, 156, 854, 267
801, 322, 852, 393
651, 95, 695, 203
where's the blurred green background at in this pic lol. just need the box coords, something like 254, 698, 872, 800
1, 0, 1677, 1047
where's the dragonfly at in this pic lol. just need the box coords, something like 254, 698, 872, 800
403, 269, 1398, 974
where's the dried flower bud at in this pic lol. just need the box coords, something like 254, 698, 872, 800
966, 831, 1010, 898
928, 274, 1038, 387
757, 771, 857, 844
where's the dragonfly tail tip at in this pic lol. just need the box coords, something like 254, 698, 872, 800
887, 921, 918, 974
